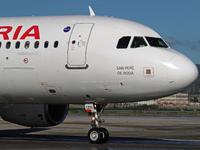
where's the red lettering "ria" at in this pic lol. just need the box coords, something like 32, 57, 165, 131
0, 25, 40, 40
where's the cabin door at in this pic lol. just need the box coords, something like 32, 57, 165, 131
66, 23, 94, 69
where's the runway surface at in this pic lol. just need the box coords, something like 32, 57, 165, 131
0, 113, 200, 149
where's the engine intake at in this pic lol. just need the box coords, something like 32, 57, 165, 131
0, 104, 69, 127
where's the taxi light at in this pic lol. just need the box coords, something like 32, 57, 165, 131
92, 117, 95, 121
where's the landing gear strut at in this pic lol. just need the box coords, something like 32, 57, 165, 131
85, 103, 109, 144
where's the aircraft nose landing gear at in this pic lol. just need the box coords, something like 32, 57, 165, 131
85, 103, 109, 144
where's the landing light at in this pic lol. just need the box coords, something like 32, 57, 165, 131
92, 117, 95, 121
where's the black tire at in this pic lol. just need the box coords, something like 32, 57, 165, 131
100, 127, 109, 143
88, 128, 102, 144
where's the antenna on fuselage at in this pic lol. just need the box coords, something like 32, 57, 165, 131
89, 6, 95, 17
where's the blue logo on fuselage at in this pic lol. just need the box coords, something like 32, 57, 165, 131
63, 26, 71, 32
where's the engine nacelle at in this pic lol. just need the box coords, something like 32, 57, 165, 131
0, 104, 69, 127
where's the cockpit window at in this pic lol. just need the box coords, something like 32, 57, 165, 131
131, 36, 147, 48
117, 36, 131, 49
145, 37, 168, 48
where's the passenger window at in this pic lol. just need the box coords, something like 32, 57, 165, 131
131, 36, 147, 48
117, 36, 131, 49
25, 41, 30, 49
15, 41, 20, 49
54, 41, 59, 48
44, 41, 49, 48
6, 42, 11, 49
34, 41, 39, 49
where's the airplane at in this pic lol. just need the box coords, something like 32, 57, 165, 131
0, 6, 198, 144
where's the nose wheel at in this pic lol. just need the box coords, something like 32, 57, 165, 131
88, 127, 109, 144
85, 103, 109, 144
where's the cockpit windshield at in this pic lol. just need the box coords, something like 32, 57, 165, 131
131, 36, 147, 48
145, 37, 168, 48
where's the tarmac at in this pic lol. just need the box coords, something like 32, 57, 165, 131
0, 113, 200, 149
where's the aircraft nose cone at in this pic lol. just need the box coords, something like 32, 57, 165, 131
168, 54, 198, 91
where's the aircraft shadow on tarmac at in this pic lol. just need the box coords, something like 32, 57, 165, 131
0, 128, 200, 150
0, 127, 173, 143
0, 128, 50, 137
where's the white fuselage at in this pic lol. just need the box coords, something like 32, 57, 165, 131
0, 15, 198, 104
